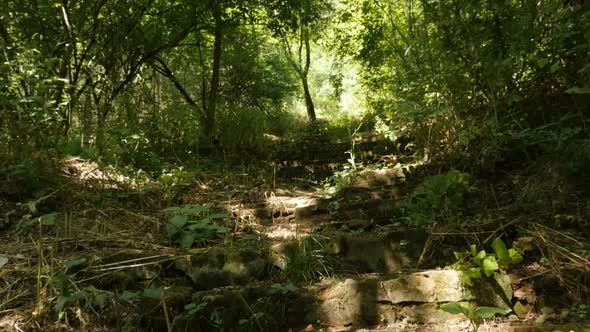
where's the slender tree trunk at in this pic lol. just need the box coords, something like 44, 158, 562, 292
301, 74, 316, 122
301, 27, 316, 122
204, 7, 223, 139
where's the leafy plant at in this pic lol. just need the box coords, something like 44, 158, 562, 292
51, 257, 109, 321
454, 238, 523, 286
403, 170, 471, 225
320, 164, 357, 198
275, 237, 337, 283
162, 204, 229, 248
159, 167, 194, 189
440, 302, 506, 332
270, 282, 298, 295
178, 296, 227, 330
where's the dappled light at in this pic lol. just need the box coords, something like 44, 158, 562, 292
1, 0, 590, 331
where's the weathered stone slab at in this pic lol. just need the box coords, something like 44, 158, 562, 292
382, 270, 472, 303
398, 303, 467, 324
175, 247, 267, 290
350, 168, 405, 189
317, 270, 476, 327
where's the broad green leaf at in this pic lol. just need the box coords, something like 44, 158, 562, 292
466, 267, 482, 280
162, 206, 183, 212
509, 248, 523, 265
188, 223, 204, 231
166, 215, 189, 238
214, 225, 229, 233
206, 213, 228, 220
284, 282, 298, 292
166, 223, 180, 238
439, 302, 471, 316
169, 215, 189, 229
475, 306, 506, 319
473, 250, 487, 265
55, 291, 88, 311
180, 232, 195, 249
470, 244, 478, 257
64, 257, 87, 270
55, 295, 68, 311
461, 272, 473, 286
492, 238, 510, 265
482, 256, 499, 277
119, 291, 140, 301
183, 205, 210, 216
40, 212, 59, 226
142, 287, 164, 299
163, 204, 210, 216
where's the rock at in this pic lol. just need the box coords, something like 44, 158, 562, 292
471, 271, 513, 310
317, 270, 473, 327
269, 241, 297, 270
318, 278, 378, 326
398, 303, 467, 324
329, 230, 428, 273
381, 270, 473, 303
349, 168, 405, 189
175, 247, 268, 289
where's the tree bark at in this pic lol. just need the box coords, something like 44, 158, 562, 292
300, 27, 316, 122
204, 7, 223, 139
301, 73, 316, 122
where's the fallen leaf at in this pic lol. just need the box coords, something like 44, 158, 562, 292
514, 284, 536, 303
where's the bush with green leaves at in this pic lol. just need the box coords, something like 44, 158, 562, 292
337, 0, 590, 171
439, 302, 507, 332
162, 204, 229, 249
454, 238, 523, 287
273, 237, 337, 283
403, 170, 471, 225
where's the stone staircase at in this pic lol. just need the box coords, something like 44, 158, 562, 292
138, 164, 526, 331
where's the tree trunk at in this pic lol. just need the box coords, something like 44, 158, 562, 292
301, 74, 316, 122
203, 7, 223, 139
301, 27, 316, 122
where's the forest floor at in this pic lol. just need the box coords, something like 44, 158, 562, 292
0, 131, 589, 332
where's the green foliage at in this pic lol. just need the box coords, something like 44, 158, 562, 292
277, 237, 336, 283
320, 163, 357, 198
159, 167, 194, 190
57, 139, 98, 160
162, 204, 229, 248
270, 282, 298, 295
337, 0, 590, 169
117, 287, 165, 302
0, 45, 66, 162
403, 170, 471, 225
440, 302, 507, 332
453, 238, 523, 286
180, 297, 226, 330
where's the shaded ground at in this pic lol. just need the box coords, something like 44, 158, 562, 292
0, 131, 589, 332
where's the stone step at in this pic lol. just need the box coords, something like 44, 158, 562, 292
142, 270, 513, 331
